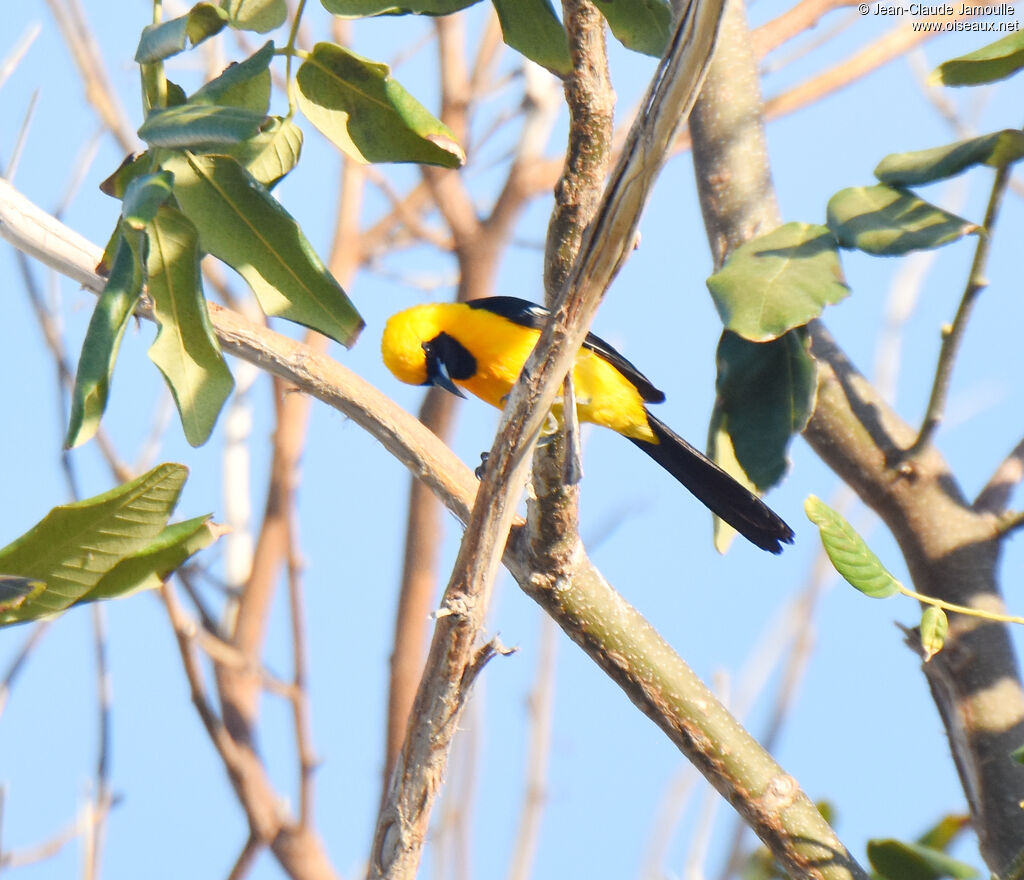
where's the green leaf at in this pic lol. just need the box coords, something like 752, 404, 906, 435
222, 116, 303, 187
80, 515, 220, 603
66, 236, 144, 449
827, 185, 978, 255
138, 104, 267, 151
100, 152, 152, 199
163, 153, 364, 345
1012, 742, 1024, 764
0, 465, 188, 625
319, 0, 478, 15
875, 130, 1024, 186
930, 29, 1024, 86
137, 205, 234, 447
135, 3, 229, 63
867, 839, 978, 880
296, 42, 465, 167
121, 170, 175, 230
492, 0, 571, 75
0, 576, 45, 614
917, 815, 970, 852
804, 496, 900, 598
593, 0, 671, 56
707, 223, 849, 342
920, 605, 948, 662
219, 0, 288, 31
191, 40, 275, 113
712, 330, 816, 492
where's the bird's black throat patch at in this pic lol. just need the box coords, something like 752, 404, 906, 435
423, 332, 476, 383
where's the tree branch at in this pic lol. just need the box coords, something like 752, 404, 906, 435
1, 171, 864, 878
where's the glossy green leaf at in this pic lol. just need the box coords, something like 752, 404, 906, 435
121, 171, 175, 230
296, 42, 465, 167
804, 496, 900, 598
81, 515, 219, 603
66, 236, 144, 449
191, 40, 274, 113
219, 0, 288, 31
707, 223, 848, 342
920, 605, 948, 662
492, 0, 571, 75
319, 0, 478, 15
222, 116, 303, 187
135, 3, 229, 63
875, 130, 1024, 186
138, 205, 234, 447
163, 153, 364, 346
138, 104, 267, 150
867, 839, 977, 880
1012, 742, 1024, 764
827, 185, 978, 255
593, 0, 671, 56
712, 330, 816, 491
0, 465, 188, 625
0, 576, 45, 614
930, 29, 1024, 86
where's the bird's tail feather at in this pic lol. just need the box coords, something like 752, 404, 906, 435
630, 413, 794, 554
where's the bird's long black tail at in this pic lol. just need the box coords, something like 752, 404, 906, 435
630, 413, 795, 554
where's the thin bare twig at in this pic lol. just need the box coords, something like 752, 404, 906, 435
0, 621, 51, 720
505, 614, 557, 880
904, 162, 1012, 458
226, 833, 265, 880
0, 24, 41, 93
286, 510, 317, 828
86, 604, 113, 880
43, 0, 137, 152
162, 581, 339, 880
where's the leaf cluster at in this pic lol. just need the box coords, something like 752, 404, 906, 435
704, 33, 1024, 498
0, 464, 219, 627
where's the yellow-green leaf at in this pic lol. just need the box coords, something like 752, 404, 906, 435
875, 130, 1024, 186
827, 185, 978, 255
219, 0, 287, 32
0, 465, 189, 625
930, 29, 1024, 86
804, 496, 900, 598
492, 0, 571, 75
163, 153, 363, 345
296, 42, 465, 167
138, 205, 234, 447
707, 223, 848, 342
66, 234, 144, 449
920, 605, 948, 662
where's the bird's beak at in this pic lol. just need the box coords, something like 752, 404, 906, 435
427, 355, 467, 399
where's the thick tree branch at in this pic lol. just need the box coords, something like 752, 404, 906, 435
686, 0, 1024, 869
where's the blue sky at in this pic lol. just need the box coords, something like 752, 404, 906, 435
1, 2, 1023, 878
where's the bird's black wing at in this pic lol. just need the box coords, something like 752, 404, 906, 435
466, 296, 665, 404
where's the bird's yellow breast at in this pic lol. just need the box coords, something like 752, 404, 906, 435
381, 302, 655, 442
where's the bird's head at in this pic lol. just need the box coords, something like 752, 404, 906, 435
381, 304, 474, 398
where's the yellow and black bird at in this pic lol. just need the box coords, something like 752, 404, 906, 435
381, 296, 794, 553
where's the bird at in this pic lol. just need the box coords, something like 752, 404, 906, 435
381, 295, 794, 553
